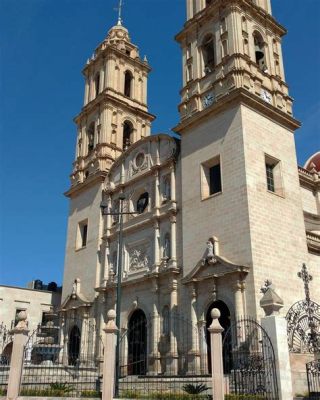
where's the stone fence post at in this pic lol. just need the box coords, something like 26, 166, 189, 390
208, 308, 224, 400
260, 281, 293, 400
102, 309, 118, 400
6, 311, 29, 400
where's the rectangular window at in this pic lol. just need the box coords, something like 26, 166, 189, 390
265, 154, 284, 196
201, 155, 222, 199
77, 220, 88, 249
209, 164, 222, 195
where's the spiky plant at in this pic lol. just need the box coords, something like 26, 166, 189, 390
182, 383, 209, 395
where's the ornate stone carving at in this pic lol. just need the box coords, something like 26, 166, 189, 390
129, 245, 150, 272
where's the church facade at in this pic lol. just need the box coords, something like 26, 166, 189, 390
61, 0, 320, 393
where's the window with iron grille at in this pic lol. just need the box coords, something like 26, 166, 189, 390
265, 154, 284, 196
266, 163, 275, 192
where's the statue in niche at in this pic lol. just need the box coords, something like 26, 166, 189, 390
162, 176, 171, 202
202, 238, 216, 265
163, 234, 171, 259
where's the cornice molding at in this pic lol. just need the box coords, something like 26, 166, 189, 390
173, 87, 300, 134
64, 172, 107, 198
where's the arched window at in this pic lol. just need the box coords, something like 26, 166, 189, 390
163, 233, 171, 259
253, 31, 267, 71
95, 73, 100, 98
123, 121, 133, 150
124, 71, 133, 97
202, 34, 215, 74
136, 192, 149, 214
68, 325, 81, 366
87, 122, 95, 153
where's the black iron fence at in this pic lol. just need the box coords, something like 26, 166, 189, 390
118, 311, 212, 399
307, 360, 320, 399
19, 314, 103, 398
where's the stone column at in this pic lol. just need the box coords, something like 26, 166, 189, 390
153, 220, 160, 271
233, 278, 245, 318
154, 170, 160, 209
148, 279, 161, 374
197, 319, 208, 374
169, 215, 177, 267
208, 309, 224, 400
84, 77, 89, 105
187, 284, 200, 374
170, 163, 176, 202
260, 282, 293, 400
7, 312, 29, 400
167, 277, 178, 374
102, 310, 118, 400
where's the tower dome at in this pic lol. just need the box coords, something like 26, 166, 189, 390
106, 23, 130, 45
304, 151, 320, 172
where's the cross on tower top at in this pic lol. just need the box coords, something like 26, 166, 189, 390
297, 263, 313, 303
116, 0, 124, 26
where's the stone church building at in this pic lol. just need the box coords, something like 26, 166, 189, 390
60, 0, 319, 393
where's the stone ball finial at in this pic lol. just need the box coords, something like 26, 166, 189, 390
107, 309, 116, 321
17, 311, 27, 322
211, 308, 221, 320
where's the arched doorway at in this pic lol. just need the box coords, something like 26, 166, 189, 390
68, 325, 81, 366
127, 309, 147, 375
206, 300, 231, 373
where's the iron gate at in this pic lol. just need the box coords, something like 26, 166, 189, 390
19, 313, 103, 398
306, 360, 320, 399
118, 311, 211, 399
0, 323, 12, 396
223, 317, 278, 399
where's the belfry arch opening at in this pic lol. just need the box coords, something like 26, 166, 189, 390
253, 31, 267, 71
124, 71, 133, 98
127, 309, 147, 375
68, 325, 81, 366
206, 300, 231, 373
87, 122, 95, 153
202, 34, 215, 74
122, 121, 133, 150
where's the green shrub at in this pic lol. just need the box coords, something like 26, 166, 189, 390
81, 390, 101, 398
225, 395, 266, 400
121, 389, 143, 398
20, 383, 75, 397
0, 388, 7, 395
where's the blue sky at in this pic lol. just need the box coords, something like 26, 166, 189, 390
0, 0, 319, 288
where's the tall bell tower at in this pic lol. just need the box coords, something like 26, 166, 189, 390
175, 0, 307, 317
62, 16, 154, 302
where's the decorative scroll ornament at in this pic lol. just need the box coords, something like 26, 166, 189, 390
129, 246, 150, 271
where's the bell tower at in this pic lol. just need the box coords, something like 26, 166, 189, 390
70, 20, 155, 188
176, 0, 293, 121
175, 0, 307, 317
62, 16, 154, 302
